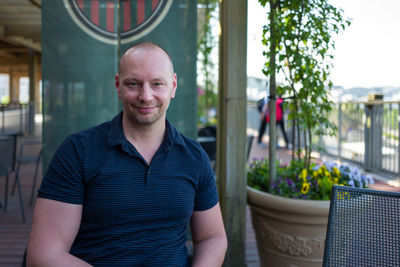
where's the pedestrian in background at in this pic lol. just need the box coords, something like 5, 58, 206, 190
257, 95, 289, 149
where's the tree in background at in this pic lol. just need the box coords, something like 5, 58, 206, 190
197, 0, 218, 127
259, 0, 351, 173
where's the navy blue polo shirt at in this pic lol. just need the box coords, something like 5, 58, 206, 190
38, 112, 218, 266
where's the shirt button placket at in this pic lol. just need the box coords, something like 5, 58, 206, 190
146, 167, 154, 191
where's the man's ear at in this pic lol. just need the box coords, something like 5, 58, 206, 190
171, 73, 177, 98
115, 74, 121, 97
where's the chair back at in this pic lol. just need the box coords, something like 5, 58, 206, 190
0, 133, 17, 173
246, 135, 254, 161
17, 138, 42, 163
323, 185, 400, 267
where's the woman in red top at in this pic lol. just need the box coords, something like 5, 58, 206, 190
257, 96, 289, 149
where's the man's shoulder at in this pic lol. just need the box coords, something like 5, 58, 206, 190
64, 120, 113, 150
168, 124, 200, 149
75, 120, 111, 138
169, 126, 210, 162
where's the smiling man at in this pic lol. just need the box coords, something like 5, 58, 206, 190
27, 42, 227, 267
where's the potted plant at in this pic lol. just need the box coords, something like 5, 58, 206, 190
247, 158, 374, 266
247, 0, 355, 266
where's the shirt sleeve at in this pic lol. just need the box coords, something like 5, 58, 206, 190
37, 134, 85, 204
193, 149, 219, 211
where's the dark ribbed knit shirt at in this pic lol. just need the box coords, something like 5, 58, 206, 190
38, 112, 218, 266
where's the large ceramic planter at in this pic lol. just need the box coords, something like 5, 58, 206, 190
247, 186, 330, 267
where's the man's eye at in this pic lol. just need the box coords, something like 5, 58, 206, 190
152, 82, 163, 87
129, 82, 140, 87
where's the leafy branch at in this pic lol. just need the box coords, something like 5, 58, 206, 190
259, 0, 351, 172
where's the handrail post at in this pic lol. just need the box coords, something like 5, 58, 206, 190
1, 105, 4, 134
364, 94, 383, 171
338, 103, 342, 159
398, 103, 400, 180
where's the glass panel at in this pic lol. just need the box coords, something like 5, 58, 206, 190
42, 0, 197, 168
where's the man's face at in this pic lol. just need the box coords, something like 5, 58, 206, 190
115, 47, 177, 126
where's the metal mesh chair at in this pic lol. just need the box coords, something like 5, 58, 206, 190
323, 185, 400, 267
11, 138, 42, 205
0, 133, 25, 222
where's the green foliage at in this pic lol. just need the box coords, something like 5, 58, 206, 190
197, 0, 218, 125
247, 158, 275, 192
1, 95, 10, 104
247, 158, 374, 200
259, 0, 351, 169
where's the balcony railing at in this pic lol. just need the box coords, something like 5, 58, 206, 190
317, 100, 400, 177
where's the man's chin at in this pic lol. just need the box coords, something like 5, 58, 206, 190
133, 114, 160, 125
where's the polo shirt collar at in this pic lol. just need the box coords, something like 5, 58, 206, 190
106, 111, 185, 151
107, 111, 125, 147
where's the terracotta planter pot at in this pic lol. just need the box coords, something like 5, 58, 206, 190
247, 186, 330, 267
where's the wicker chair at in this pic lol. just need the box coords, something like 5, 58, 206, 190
323, 185, 400, 267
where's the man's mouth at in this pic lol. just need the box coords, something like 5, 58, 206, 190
135, 105, 156, 113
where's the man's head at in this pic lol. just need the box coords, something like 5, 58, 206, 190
115, 42, 177, 127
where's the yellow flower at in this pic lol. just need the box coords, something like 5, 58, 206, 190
301, 182, 310, 194
332, 166, 341, 177
325, 171, 331, 179
301, 169, 307, 182
313, 171, 318, 178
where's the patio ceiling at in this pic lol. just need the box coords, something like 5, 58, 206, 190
0, 0, 41, 69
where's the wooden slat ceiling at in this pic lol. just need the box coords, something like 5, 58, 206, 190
0, 0, 41, 67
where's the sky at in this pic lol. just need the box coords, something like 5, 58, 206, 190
247, 0, 400, 89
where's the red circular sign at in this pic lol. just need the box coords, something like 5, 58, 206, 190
64, 0, 172, 44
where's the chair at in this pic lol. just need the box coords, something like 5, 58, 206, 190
11, 138, 42, 205
0, 133, 25, 222
198, 126, 217, 171
323, 185, 400, 267
246, 134, 254, 161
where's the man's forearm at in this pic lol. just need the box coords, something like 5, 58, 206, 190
27, 251, 92, 267
191, 236, 227, 267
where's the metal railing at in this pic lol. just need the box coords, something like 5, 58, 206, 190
317, 101, 400, 177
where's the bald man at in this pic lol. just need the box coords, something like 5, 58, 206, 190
27, 42, 227, 267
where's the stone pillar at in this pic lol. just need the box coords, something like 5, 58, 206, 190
28, 49, 39, 135
9, 67, 20, 104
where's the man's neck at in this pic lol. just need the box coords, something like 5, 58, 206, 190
122, 115, 166, 164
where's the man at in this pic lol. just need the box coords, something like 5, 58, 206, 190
27, 42, 227, 266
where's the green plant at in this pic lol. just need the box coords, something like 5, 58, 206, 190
259, 0, 351, 172
247, 158, 374, 200
197, 0, 218, 126
1, 95, 10, 104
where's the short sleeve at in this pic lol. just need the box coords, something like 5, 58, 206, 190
37, 135, 85, 204
193, 151, 219, 211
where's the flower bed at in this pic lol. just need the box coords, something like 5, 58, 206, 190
247, 158, 374, 200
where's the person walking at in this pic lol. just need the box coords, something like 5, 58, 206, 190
27, 42, 227, 267
257, 96, 289, 149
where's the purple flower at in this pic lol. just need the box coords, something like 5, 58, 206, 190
287, 179, 294, 187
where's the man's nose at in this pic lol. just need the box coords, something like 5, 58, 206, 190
138, 83, 153, 101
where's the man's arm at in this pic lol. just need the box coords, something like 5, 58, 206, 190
27, 198, 91, 267
190, 203, 227, 267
